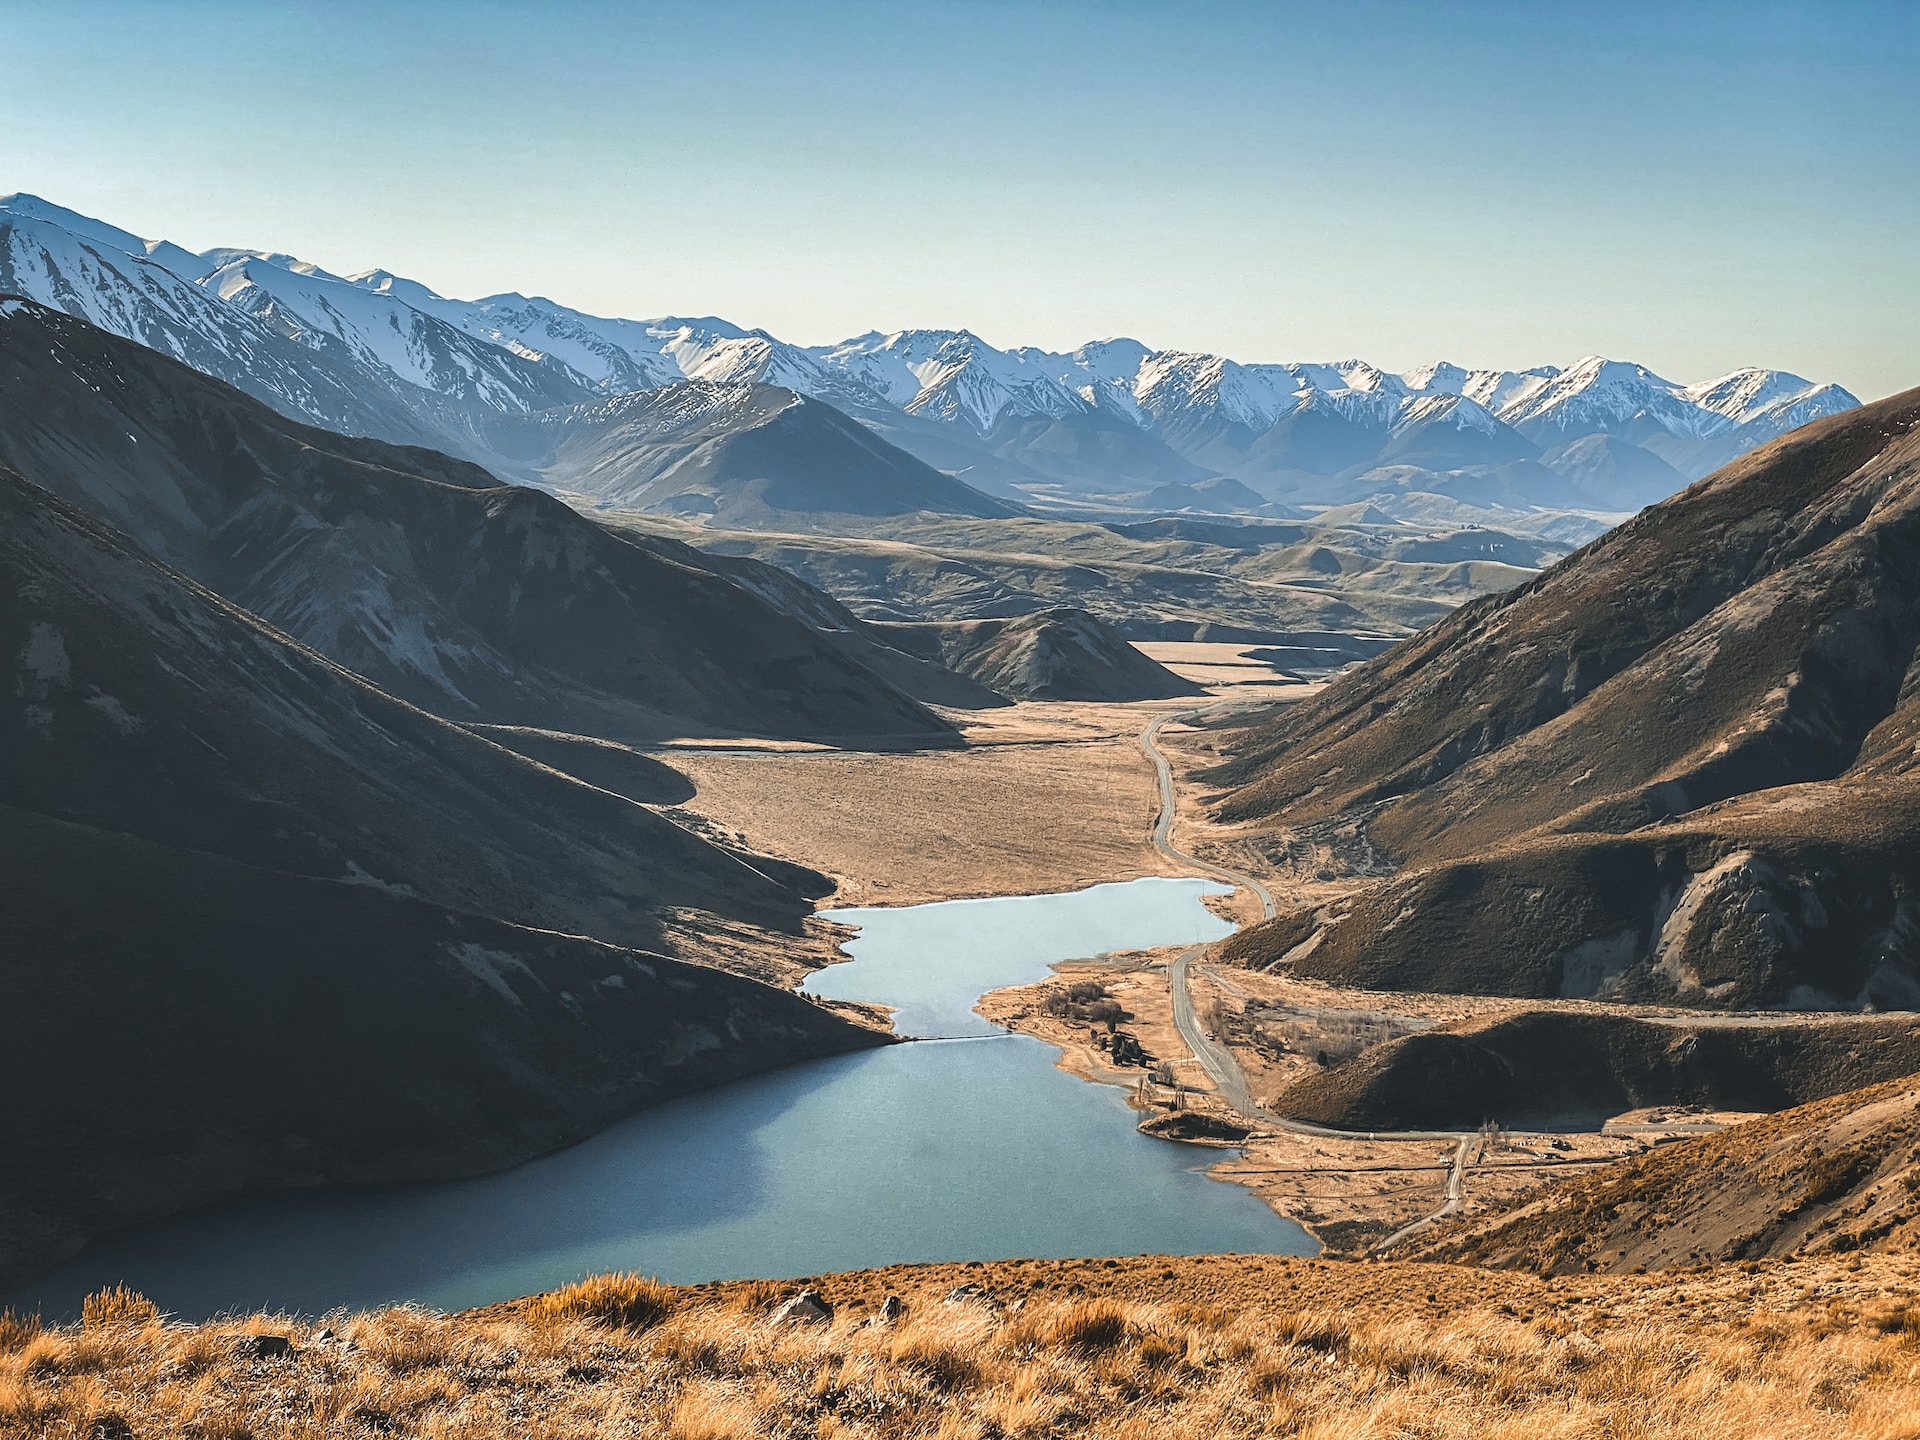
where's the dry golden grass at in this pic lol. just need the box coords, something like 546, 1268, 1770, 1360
11, 1255, 1920, 1437
520, 1272, 677, 1332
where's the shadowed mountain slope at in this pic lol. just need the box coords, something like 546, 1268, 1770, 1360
874, 608, 1206, 702
1272, 1010, 1920, 1132
1411, 1071, 1920, 1272
631, 530, 1011, 710
0, 298, 953, 746
0, 469, 884, 1285
484, 381, 1022, 525
1215, 390, 1920, 1007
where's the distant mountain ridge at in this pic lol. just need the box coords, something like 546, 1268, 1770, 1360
0, 193, 1859, 518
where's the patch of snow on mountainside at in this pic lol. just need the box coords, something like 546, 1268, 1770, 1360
1682, 369, 1860, 436
204, 253, 594, 409
547, 380, 774, 440
1494, 357, 1717, 438
813, 329, 1087, 430
1395, 392, 1502, 435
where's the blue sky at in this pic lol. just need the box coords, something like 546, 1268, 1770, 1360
3, 0, 1915, 395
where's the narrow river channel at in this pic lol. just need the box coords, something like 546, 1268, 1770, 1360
9, 878, 1315, 1321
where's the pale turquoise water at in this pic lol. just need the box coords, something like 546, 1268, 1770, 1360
809, 876, 1239, 1037
9, 878, 1314, 1320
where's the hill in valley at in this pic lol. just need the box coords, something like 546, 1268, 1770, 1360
1136, 475, 1274, 514
0, 467, 887, 1287
1214, 388, 1920, 1009
873, 608, 1206, 702
1412, 1070, 1920, 1272
0, 299, 953, 746
483, 381, 1022, 526
1271, 1009, 1920, 1132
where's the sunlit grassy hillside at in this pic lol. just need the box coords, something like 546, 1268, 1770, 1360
9, 1254, 1920, 1438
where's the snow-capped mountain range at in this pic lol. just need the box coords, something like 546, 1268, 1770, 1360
0, 193, 1861, 517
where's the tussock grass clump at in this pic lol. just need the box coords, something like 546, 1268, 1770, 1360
0, 1311, 43, 1353
1021, 1296, 1132, 1353
669, 1377, 765, 1439
79, 1287, 158, 1332
889, 1332, 984, 1391
523, 1271, 678, 1331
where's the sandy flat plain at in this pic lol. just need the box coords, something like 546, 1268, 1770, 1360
658, 698, 1203, 907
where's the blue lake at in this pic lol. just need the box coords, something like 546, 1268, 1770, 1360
9, 877, 1315, 1320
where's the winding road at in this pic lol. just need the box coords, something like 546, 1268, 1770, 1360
1140, 711, 1276, 920
1138, 708, 1473, 1247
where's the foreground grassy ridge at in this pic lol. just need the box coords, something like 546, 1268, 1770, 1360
11, 1258, 1920, 1437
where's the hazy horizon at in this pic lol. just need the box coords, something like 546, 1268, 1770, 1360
4, 0, 1915, 397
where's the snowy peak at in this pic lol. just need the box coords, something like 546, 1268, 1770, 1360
201, 248, 352, 282
1486, 356, 1857, 446
1, 192, 149, 261
0, 192, 211, 282
201, 252, 596, 410
1682, 368, 1859, 431
1134, 351, 1298, 431
350, 267, 451, 313
1401, 361, 1561, 415
811, 328, 1088, 430
1493, 356, 1708, 437
1402, 360, 1472, 394
1394, 392, 1502, 436
1065, 336, 1152, 381
1, 209, 292, 382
